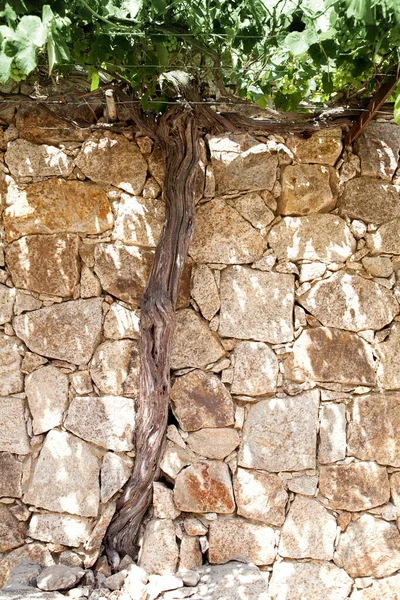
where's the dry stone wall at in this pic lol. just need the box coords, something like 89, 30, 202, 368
1, 104, 400, 599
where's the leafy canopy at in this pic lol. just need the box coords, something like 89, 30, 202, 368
1, 0, 400, 119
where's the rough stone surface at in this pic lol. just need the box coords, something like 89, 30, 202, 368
336, 514, 400, 578
376, 323, 400, 389
269, 561, 353, 600
234, 468, 288, 526
0, 334, 24, 395
65, 396, 135, 451
284, 327, 376, 385
28, 513, 92, 548
355, 122, 400, 180
0, 505, 25, 552
189, 199, 265, 264
318, 403, 346, 463
219, 266, 294, 343
23, 430, 100, 517
339, 178, 400, 223
101, 452, 133, 503
13, 298, 103, 365
174, 461, 235, 513
297, 271, 398, 332
195, 562, 269, 600
139, 519, 179, 575
286, 128, 343, 165
103, 303, 140, 339
347, 393, 400, 466
25, 365, 69, 434
75, 132, 148, 195
319, 462, 390, 511
231, 341, 278, 396
36, 565, 85, 591
171, 310, 225, 370
170, 369, 234, 431
208, 518, 275, 565
367, 218, 400, 255
287, 475, 318, 496
83, 502, 115, 568
186, 428, 240, 459
228, 192, 275, 229
112, 193, 165, 247
80, 265, 102, 298
191, 265, 220, 321
362, 256, 393, 277
0, 453, 23, 498
90, 339, 139, 397
4, 179, 113, 242
160, 441, 197, 480
209, 134, 278, 194
0, 543, 54, 589
179, 535, 202, 572
13, 292, 41, 316
5, 140, 74, 179
0, 284, 15, 324
0, 397, 30, 454
279, 164, 337, 215
153, 482, 181, 520
268, 215, 355, 263
351, 574, 400, 599
2, 558, 43, 589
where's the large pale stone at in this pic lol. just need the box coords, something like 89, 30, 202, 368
28, 513, 92, 547
0, 543, 53, 589
15, 102, 93, 144
186, 428, 240, 459
65, 396, 135, 451
339, 178, 400, 223
228, 192, 275, 229
234, 468, 287, 526
268, 215, 355, 263
231, 341, 278, 396
103, 303, 140, 339
279, 164, 338, 215
153, 482, 181, 519
25, 366, 69, 435
0, 334, 24, 395
355, 122, 400, 180
0, 505, 25, 552
377, 323, 400, 389
269, 561, 353, 600
298, 271, 398, 332
189, 199, 265, 264
170, 369, 234, 431
284, 327, 376, 385
208, 518, 275, 566
286, 128, 343, 165
319, 462, 390, 511
196, 562, 269, 600
13, 298, 103, 365
0, 284, 15, 324
139, 519, 179, 575
23, 430, 100, 517
83, 502, 115, 568
0, 453, 23, 498
336, 514, 400, 578
94, 241, 153, 307
179, 535, 202, 571
208, 134, 278, 194
347, 393, 400, 466
238, 390, 319, 472
367, 218, 400, 255
101, 452, 133, 503
191, 265, 220, 321
160, 441, 197, 479
75, 132, 148, 195
0, 397, 30, 454
318, 403, 346, 463
5, 140, 74, 179
171, 310, 225, 370
219, 267, 294, 343
279, 496, 336, 560
4, 179, 113, 242
36, 565, 85, 592
174, 461, 235, 513
112, 193, 165, 247
90, 340, 139, 397
351, 574, 400, 600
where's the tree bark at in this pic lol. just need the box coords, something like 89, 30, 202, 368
105, 107, 200, 567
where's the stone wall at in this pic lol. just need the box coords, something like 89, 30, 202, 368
1, 103, 400, 599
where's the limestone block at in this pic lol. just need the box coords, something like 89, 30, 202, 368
231, 341, 278, 396
191, 264, 220, 321
355, 122, 400, 180
174, 461, 235, 513
160, 441, 197, 480
25, 365, 69, 434
28, 513, 92, 547
0, 334, 24, 395
0, 284, 15, 324
227, 192, 275, 229
339, 177, 400, 223
318, 403, 346, 463
0, 505, 26, 552
139, 519, 179, 575
350, 574, 400, 600
103, 303, 140, 340
83, 502, 115, 567
153, 482, 181, 519
171, 310, 225, 370
90, 339, 139, 397
179, 535, 202, 571
269, 561, 353, 600
234, 467, 287, 526
5, 139, 74, 179
80, 266, 102, 298
0, 453, 23, 498
208, 518, 275, 566
0, 542, 54, 589
279, 164, 338, 215
367, 218, 400, 255
376, 323, 400, 389
196, 562, 269, 600
286, 128, 343, 165
101, 452, 133, 503
112, 193, 165, 247
36, 565, 85, 591
186, 428, 239, 459
14, 291, 41, 315
0, 397, 30, 454
287, 475, 318, 496
362, 256, 393, 277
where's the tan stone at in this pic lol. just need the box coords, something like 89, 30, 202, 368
269, 561, 352, 600
186, 428, 239, 459
279, 496, 336, 560
287, 475, 318, 496
80, 265, 102, 298
0, 505, 25, 551
28, 513, 92, 547
0, 397, 30, 454
391, 472, 400, 509
153, 482, 181, 519
336, 514, 400, 578
36, 565, 85, 591
104, 303, 140, 340
25, 365, 69, 435
234, 467, 287, 526
160, 441, 197, 480
196, 562, 269, 600
0, 284, 15, 324
227, 192, 275, 229
0, 334, 24, 395
318, 403, 346, 463
279, 164, 338, 215
298, 271, 399, 332
355, 122, 400, 180
94, 241, 153, 307
170, 369, 234, 432
171, 309, 225, 370
209, 134, 278, 194
0, 542, 54, 589
14, 298, 103, 365
5, 139, 74, 179
4, 179, 113, 242
268, 215, 355, 263
238, 390, 319, 472
179, 535, 202, 571
351, 574, 400, 600
101, 452, 133, 503
0, 453, 23, 498
83, 502, 116, 567
183, 517, 208, 536
65, 396, 135, 451
362, 256, 393, 277
191, 265, 220, 321
231, 341, 278, 396
286, 128, 343, 165
284, 327, 376, 385
208, 518, 275, 565
347, 393, 400, 466
139, 519, 179, 575
75, 132, 148, 195
174, 461, 235, 513
90, 339, 139, 397
377, 323, 400, 389
14, 290, 42, 315
299, 262, 327, 282
219, 266, 294, 343
112, 193, 165, 247
70, 370, 93, 395
24, 430, 100, 517
367, 218, 400, 255
319, 462, 390, 511
339, 178, 400, 223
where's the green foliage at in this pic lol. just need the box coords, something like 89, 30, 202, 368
0, 0, 399, 114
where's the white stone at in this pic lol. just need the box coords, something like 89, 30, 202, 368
101, 452, 133, 503
196, 562, 269, 600
231, 341, 278, 396
0, 334, 24, 395
153, 482, 181, 519
299, 262, 327, 283
0, 397, 30, 454
191, 265, 220, 321
234, 467, 288, 526
171, 309, 225, 370
90, 340, 139, 397
318, 403, 346, 464
269, 561, 353, 600
287, 475, 318, 496
28, 513, 92, 548
0, 284, 15, 324
350, 573, 400, 599
112, 193, 165, 247
25, 366, 69, 435
5, 140, 74, 179
104, 303, 140, 340
139, 519, 179, 575
186, 428, 240, 459
227, 192, 275, 229
208, 518, 276, 566
160, 441, 197, 480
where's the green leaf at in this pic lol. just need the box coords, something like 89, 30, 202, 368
89, 68, 100, 91
284, 29, 318, 56
0, 51, 13, 83
156, 43, 168, 66
17, 15, 47, 47
394, 82, 400, 125
14, 42, 37, 73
